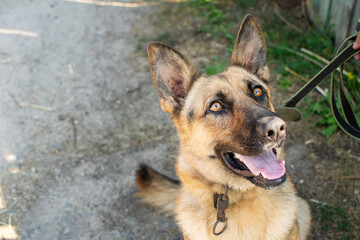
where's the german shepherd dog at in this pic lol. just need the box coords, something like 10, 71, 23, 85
136, 14, 311, 240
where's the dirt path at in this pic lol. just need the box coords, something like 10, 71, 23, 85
0, 1, 180, 239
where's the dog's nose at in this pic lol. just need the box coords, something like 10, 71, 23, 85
257, 117, 286, 142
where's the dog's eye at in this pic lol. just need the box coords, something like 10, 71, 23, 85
254, 87, 263, 97
210, 102, 222, 112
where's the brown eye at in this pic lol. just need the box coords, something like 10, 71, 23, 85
210, 102, 222, 112
254, 87, 263, 97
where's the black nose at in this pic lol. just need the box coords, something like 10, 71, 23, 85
257, 117, 286, 142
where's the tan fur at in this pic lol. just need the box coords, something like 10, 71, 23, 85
136, 14, 311, 240
136, 165, 179, 216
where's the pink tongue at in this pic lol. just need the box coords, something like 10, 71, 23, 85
234, 150, 285, 180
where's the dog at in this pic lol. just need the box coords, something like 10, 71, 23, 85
136, 14, 311, 240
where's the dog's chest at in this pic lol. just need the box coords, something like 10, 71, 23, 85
176, 190, 298, 240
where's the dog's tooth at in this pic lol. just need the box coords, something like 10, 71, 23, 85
281, 160, 285, 165
234, 153, 242, 161
260, 173, 268, 179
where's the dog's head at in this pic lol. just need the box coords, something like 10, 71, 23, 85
147, 14, 287, 190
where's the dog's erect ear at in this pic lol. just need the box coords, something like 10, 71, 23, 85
231, 14, 269, 81
147, 42, 198, 115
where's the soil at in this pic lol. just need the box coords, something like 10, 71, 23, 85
0, 1, 358, 240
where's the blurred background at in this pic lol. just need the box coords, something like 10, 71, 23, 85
0, 0, 359, 239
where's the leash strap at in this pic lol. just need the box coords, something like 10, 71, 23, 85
330, 35, 360, 139
275, 20, 360, 140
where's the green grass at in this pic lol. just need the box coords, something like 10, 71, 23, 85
189, 0, 236, 43
136, 33, 177, 53
304, 96, 339, 137
311, 203, 356, 239
155, 32, 176, 45
190, 0, 226, 24
276, 75, 293, 91
204, 55, 228, 75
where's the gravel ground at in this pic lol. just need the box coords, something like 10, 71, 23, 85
0, 1, 180, 239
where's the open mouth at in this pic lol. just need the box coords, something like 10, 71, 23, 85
222, 148, 286, 188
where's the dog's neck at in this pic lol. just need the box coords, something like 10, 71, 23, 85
176, 155, 262, 207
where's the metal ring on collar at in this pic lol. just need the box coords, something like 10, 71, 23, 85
213, 217, 228, 236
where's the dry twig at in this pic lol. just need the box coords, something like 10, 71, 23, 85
67, 0, 188, 7
9, 93, 54, 111
71, 117, 78, 149
66, 0, 157, 7
0, 184, 6, 210
0, 28, 38, 37
0, 56, 23, 64
67, 64, 74, 75
309, 199, 329, 206
339, 176, 360, 180
18, 103, 54, 112
0, 209, 7, 216
301, 48, 360, 83
274, 3, 303, 33
268, 44, 324, 68
284, 67, 327, 97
